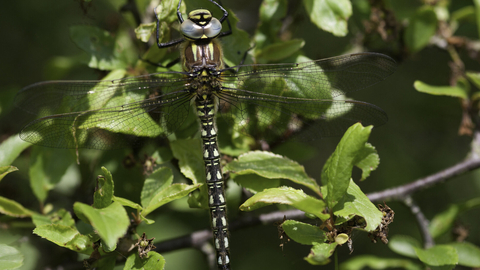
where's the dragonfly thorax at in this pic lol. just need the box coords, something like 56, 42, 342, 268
182, 39, 224, 73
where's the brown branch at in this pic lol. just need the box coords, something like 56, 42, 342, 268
403, 196, 435, 248
367, 157, 480, 202
153, 209, 305, 253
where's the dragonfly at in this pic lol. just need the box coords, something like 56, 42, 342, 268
15, 0, 396, 269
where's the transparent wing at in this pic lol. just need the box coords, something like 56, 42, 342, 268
15, 71, 195, 149
217, 52, 396, 139
16, 52, 396, 149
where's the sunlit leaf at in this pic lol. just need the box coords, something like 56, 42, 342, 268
240, 187, 328, 220
414, 245, 458, 267
282, 220, 326, 245
340, 255, 423, 270
332, 180, 383, 231
414, 80, 468, 99
225, 151, 320, 194
0, 244, 24, 270
0, 166, 18, 182
135, 22, 156, 43
354, 143, 379, 181
322, 123, 373, 209
0, 135, 30, 167
73, 201, 129, 252
142, 183, 202, 216
33, 224, 94, 255
389, 235, 422, 258
170, 139, 204, 184
93, 167, 115, 209
305, 242, 337, 265
31, 208, 75, 227
0, 196, 33, 217
466, 71, 480, 90
303, 0, 351, 37
141, 167, 174, 208
124, 252, 166, 270
447, 242, 480, 267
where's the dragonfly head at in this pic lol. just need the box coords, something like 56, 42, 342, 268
181, 9, 222, 40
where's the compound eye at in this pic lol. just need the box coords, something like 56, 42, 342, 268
203, 18, 222, 38
181, 19, 204, 39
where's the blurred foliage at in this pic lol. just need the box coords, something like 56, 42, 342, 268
1, 0, 480, 269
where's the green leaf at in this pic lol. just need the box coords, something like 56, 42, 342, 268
114, 196, 143, 211
28, 147, 76, 203
305, 242, 337, 265
466, 71, 480, 90
429, 198, 480, 238
254, 0, 287, 49
225, 151, 320, 194
124, 252, 166, 270
74, 71, 164, 139
70, 25, 130, 70
93, 167, 115, 209
0, 196, 33, 217
33, 224, 94, 254
0, 135, 30, 167
414, 245, 458, 267
0, 166, 18, 182
155, 0, 183, 24
331, 180, 383, 231
429, 204, 459, 238
388, 235, 422, 258
303, 0, 352, 37
354, 143, 379, 181
170, 139, 204, 184
404, 6, 438, 52
141, 167, 174, 207
0, 244, 24, 270
73, 201, 129, 252
31, 208, 75, 227
187, 184, 209, 209
142, 183, 201, 216
335, 233, 349, 245
474, 0, 480, 39
414, 80, 468, 99
256, 39, 305, 63
282, 220, 326, 245
447, 242, 480, 267
451, 6, 476, 24
216, 117, 252, 157
135, 22, 156, 43
340, 255, 423, 270
322, 123, 373, 209
240, 187, 329, 220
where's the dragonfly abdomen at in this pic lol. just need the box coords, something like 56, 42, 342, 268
197, 95, 231, 269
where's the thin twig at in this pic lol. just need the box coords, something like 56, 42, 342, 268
367, 157, 480, 202
403, 196, 435, 248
